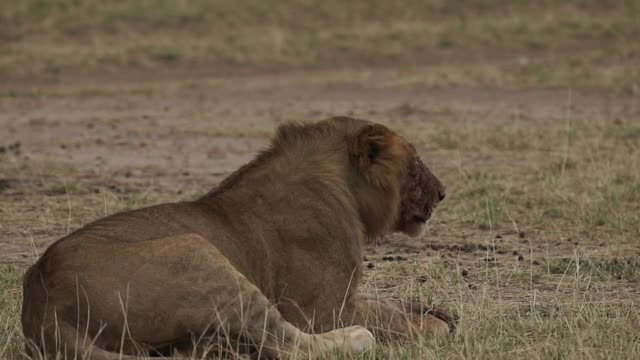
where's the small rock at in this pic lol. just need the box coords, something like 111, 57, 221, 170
8, 142, 21, 154
382, 256, 395, 261
532, 259, 540, 265
107, 184, 121, 193
518, 255, 525, 261
479, 244, 495, 251
461, 269, 469, 277
431, 244, 445, 251
462, 243, 477, 253
0, 179, 11, 192
367, 262, 375, 269
517, 57, 529, 66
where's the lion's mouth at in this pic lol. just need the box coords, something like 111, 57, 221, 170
412, 206, 434, 224
412, 212, 431, 224
412, 215, 427, 223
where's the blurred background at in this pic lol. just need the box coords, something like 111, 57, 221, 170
1, 0, 638, 92
1, 1, 640, 359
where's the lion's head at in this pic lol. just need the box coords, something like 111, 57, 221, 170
345, 118, 445, 239
395, 144, 445, 237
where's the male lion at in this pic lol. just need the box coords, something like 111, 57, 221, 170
22, 117, 451, 359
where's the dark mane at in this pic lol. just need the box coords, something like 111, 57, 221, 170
203, 117, 367, 198
203, 146, 279, 197
273, 121, 333, 147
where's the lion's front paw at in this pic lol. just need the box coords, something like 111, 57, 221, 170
330, 325, 375, 354
399, 302, 458, 336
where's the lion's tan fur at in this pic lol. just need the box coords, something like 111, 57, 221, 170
21, 117, 448, 359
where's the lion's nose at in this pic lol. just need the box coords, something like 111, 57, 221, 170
438, 188, 446, 202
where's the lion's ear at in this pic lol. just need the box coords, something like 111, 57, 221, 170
350, 124, 398, 175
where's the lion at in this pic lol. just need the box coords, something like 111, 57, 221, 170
21, 116, 451, 359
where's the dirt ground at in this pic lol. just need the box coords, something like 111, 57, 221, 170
1, 67, 637, 264
0, 68, 637, 262
1, 64, 640, 358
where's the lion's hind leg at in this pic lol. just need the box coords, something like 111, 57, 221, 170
170, 235, 375, 359
25, 320, 146, 360
23, 233, 373, 359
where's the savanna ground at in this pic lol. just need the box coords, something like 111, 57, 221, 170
1, 1, 640, 359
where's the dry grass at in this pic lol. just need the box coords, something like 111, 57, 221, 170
2, 102, 639, 359
1, 1, 639, 359
0, 266, 23, 358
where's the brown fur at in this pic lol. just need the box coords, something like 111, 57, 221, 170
21, 117, 450, 359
